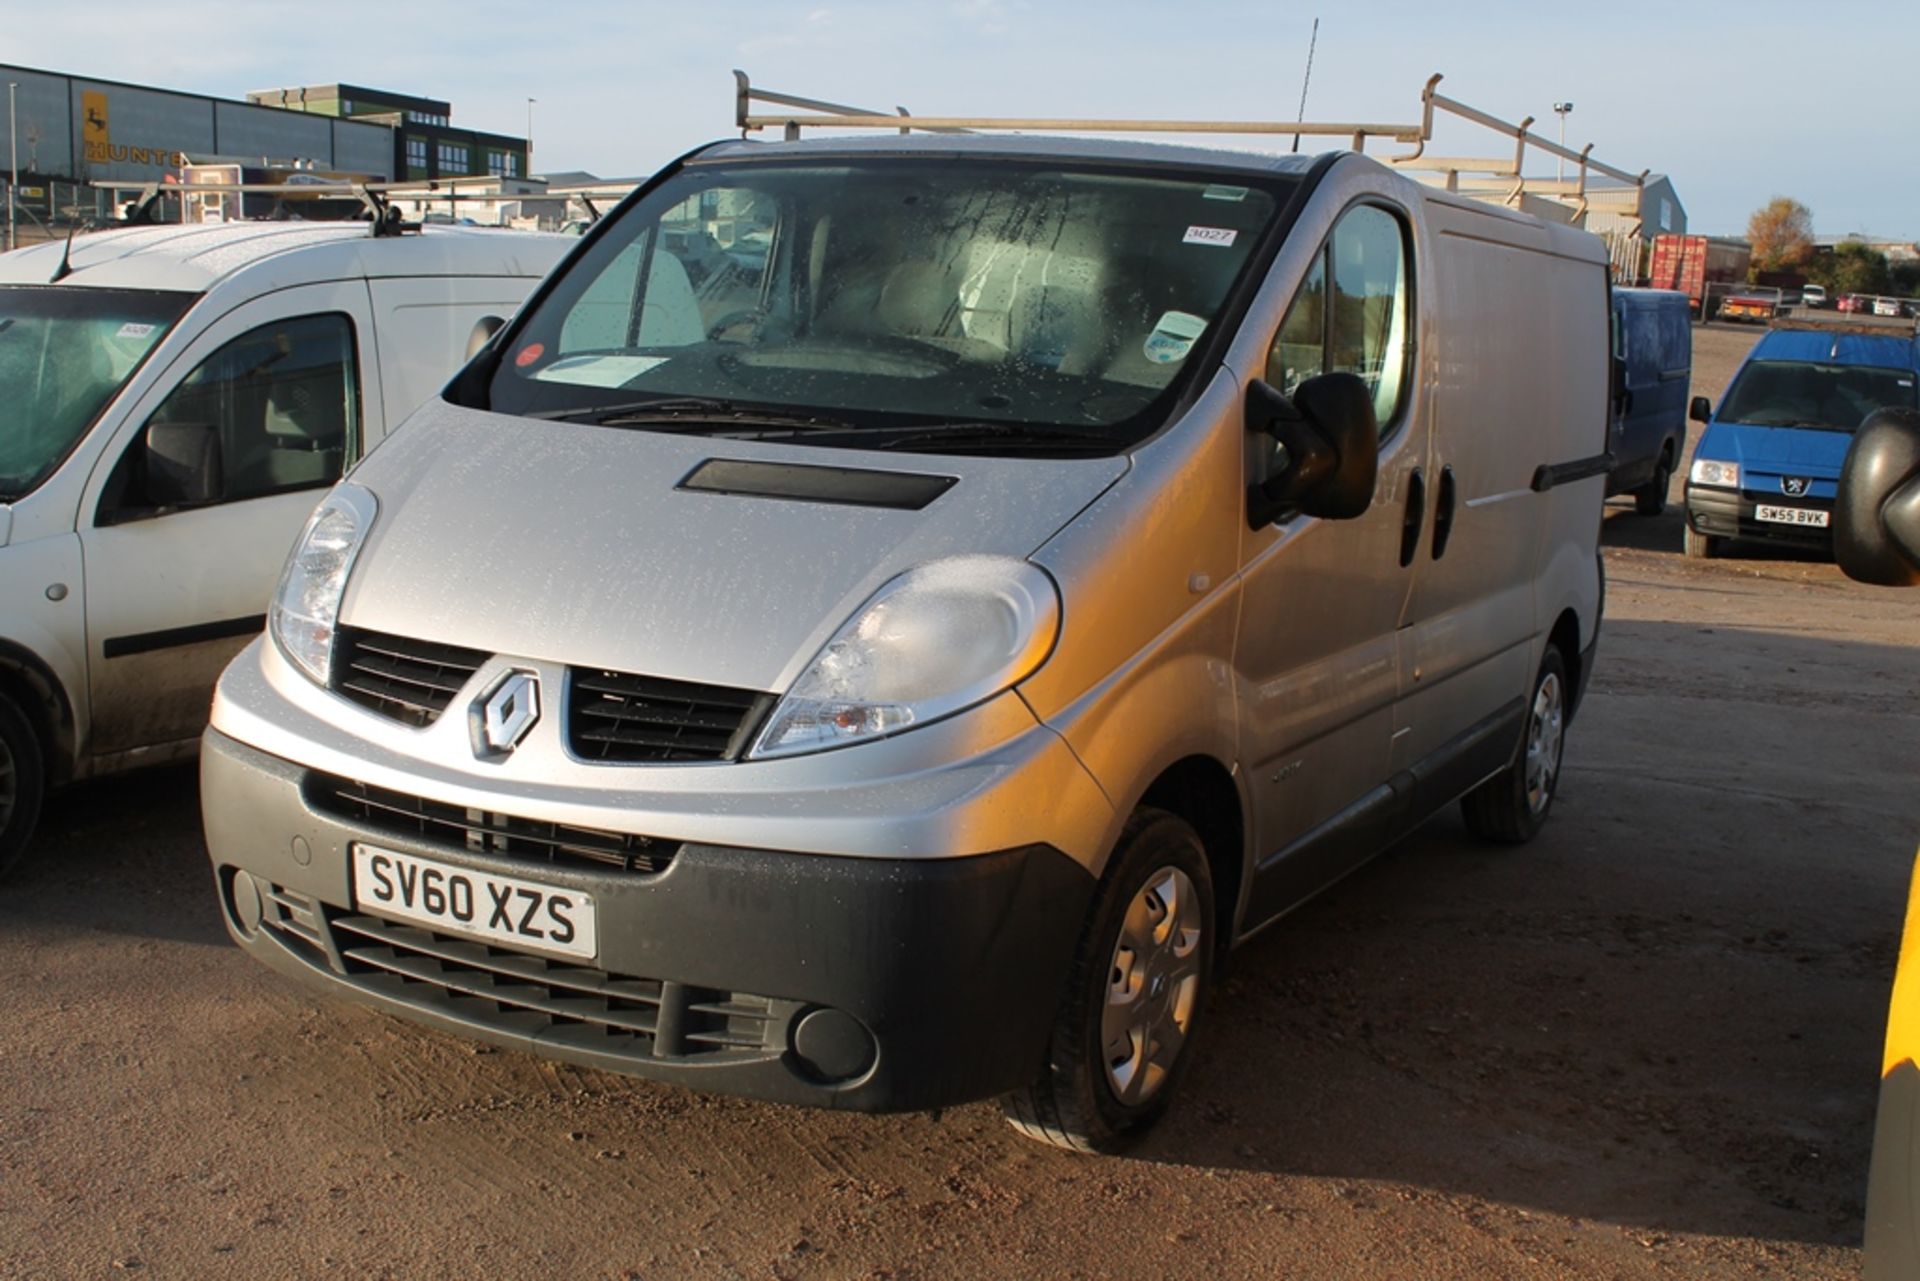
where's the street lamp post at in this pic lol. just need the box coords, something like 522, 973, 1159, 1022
1553, 101, 1573, 183
8, 82, 17, 253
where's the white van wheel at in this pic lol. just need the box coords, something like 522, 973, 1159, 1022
1003, 809, 1214, 1154
1461, 649, 1568, 845
0, 694, 46, 880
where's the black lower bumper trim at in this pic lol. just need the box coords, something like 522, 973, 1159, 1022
203, 729, 1096, 1113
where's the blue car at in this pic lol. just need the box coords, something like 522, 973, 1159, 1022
1683, 326, 1920, 558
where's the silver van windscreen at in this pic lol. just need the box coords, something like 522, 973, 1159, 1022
482, 159, 1293, 456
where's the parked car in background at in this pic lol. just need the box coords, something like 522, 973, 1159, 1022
1874, 296, 1905, 318
0, 221, 573, 875
1840, 293, 1872, 314
1801, 284, 1829, 309
1720, 285, 1785, 324
1607, 287, 1692, 514
1683, 320, 1920, 559
199, 132, 1613, 1153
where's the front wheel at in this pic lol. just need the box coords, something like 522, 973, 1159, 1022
1461, 648, 1568, 845
1683, 523, 1721, 559
1003, 809, 1214, 1153
0, 693, 46, 880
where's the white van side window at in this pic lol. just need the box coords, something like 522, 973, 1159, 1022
137, 313, 359, 508
1266, 204, 1412, 432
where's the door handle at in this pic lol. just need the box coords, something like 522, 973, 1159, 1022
1433, 465, 1458, 559
1400, 468, 1425, 567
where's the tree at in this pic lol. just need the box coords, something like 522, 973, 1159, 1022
1747, 197, 1814, 276
1806, 242, 1891, 296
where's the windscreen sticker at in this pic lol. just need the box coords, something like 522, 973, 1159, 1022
532, 353, 671, 388
514, 342, 546, 368
1202, 184, 1249, 203
1182, 225, 1238, 248
1143, 310, 1208, 364
115, 322, 155, 339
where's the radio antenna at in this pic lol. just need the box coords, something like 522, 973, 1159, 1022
1291, 18, 1320, 154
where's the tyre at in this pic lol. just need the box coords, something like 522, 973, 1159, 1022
1683, 523, 1721, 559
0, 694, 46, 880
1634, 451, 1672, 516
1003, 808, 1214, 1154
1461, 648, 1568, 845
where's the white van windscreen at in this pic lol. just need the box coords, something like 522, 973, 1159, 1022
486, 160, 1289, 455
0, 286, 194, 500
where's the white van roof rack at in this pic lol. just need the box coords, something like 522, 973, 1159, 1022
732, 70, 1650, 226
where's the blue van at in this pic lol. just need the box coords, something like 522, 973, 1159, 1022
1683, 324, 1920, 558
1609, 288, 1693, 515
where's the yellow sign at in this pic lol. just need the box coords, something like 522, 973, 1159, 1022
79, 88, 186, 170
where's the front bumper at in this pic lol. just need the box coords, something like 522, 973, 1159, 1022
203, 729, 1096, 1112
1684, 483, 1834, 549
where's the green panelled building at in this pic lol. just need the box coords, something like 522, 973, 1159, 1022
247, 84, 530, 182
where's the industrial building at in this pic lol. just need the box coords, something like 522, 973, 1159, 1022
0, 62, 528, 227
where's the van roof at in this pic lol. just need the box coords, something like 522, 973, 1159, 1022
1753, 326, 1920, 369
695, 133, 1330, 177
0, 222, 573, 297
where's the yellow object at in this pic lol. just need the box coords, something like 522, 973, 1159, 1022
1885, 851, 1920, 1079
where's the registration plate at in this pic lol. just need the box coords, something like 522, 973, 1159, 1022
352, 844, 597, 960
1754, 504, 1829, 528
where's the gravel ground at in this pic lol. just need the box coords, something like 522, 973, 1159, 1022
3, 324, 1917, 1280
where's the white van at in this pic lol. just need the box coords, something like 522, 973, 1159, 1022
202, 135, 1610, 1151
0, 222, 571, 872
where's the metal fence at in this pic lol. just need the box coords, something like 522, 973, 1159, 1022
2, 179, 117, 249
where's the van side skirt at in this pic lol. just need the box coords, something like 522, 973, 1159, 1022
1236, 695, 1526, 941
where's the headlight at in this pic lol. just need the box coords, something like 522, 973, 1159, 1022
269, 483, 378, 686
1689, 458, 1740, 489
749, 556, 1060, 759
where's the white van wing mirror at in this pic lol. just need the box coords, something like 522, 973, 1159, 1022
1835, 407, 1920, 587
466, 315, 506, 361
1246, 372, 1380, 528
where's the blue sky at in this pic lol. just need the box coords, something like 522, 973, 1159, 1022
10, 0, 1917, 237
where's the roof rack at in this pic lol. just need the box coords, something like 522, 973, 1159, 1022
95, 179, 417, 236
732, 70, 1650, 228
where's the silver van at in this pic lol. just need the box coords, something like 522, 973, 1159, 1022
201, 135, 1610, 1151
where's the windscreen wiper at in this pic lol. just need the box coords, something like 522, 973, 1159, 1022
836, 420, 1121, 456
532, 395, 858, 432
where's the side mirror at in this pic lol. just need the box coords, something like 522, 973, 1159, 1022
144, 421, 222, 507
465, 314, 506, 361
1689, 396, 1712, 424
1246, 372, 1379, 528
1834, 407, 1920, 587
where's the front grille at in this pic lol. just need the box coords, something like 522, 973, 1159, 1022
306, 773, 677, 875
260, 898, 789, 1061
331, 628, 488, 727
567, 668, 770, 763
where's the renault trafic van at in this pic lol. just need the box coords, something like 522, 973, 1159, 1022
0, 222, 570, 874
1607, 287, 1692, 515
202, 136, 1611, 1151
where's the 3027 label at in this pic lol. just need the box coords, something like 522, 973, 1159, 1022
1182, 225, 1238, 247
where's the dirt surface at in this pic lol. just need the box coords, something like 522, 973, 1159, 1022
5, 325, 1918, 1280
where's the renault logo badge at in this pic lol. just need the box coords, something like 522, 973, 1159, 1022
473, 670, 540, 758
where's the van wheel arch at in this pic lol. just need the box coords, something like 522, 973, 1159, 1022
1134, 756, 1245, 948
0, 646, 79, 787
